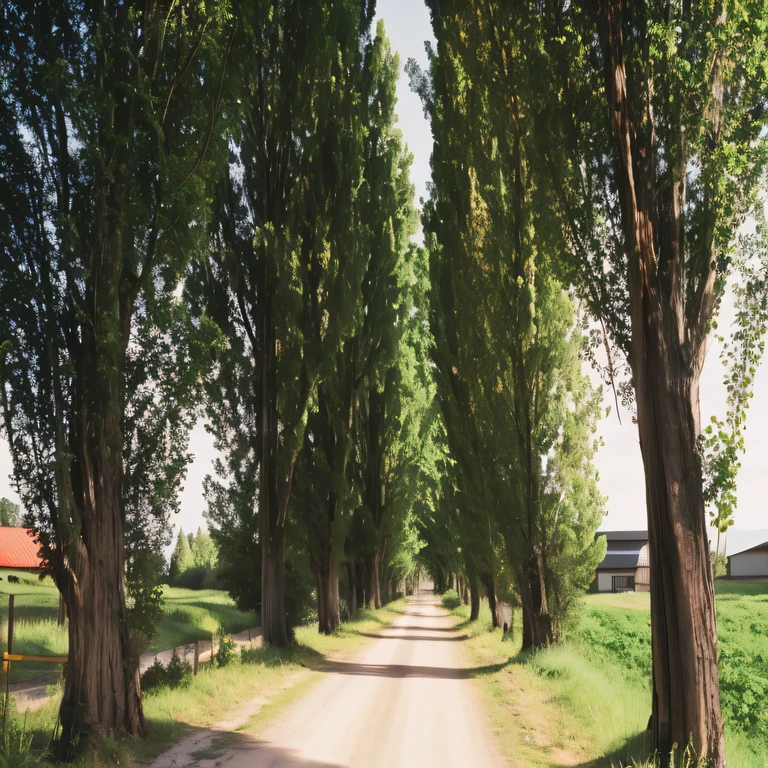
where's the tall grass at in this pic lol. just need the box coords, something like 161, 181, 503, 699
452, 588, 768, 768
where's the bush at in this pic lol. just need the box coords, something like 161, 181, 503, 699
140, 658, 167, 693
140, 650, 192, 694
171, 565, 221, 591
441, 589, 461, 610
166, 649, 193, 687
214, 626, 237, 667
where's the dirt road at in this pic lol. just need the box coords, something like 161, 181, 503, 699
171, 594, 501, 768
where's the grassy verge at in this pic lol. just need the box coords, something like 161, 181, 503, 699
0, 584, 258, 687
450, 588, 768, 768
13, 600, 405, 767
147, 587, 259, 654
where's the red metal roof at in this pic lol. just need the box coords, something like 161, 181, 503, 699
0, 527, 42, 569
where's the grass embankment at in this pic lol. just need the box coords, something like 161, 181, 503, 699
0, 579, 259, 685
12, 601, 405, 767
451, 582, 767, 768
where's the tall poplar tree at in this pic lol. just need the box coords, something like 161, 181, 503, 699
412, 3, 606, 648
189, 0, 377, 646
0, 0, 230, 752
523, 2, 768, 761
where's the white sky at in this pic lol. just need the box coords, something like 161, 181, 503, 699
0, 0, 764, 547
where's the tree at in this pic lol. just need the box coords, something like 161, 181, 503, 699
188, 0, 378, 646
0, 498, 21, 527
411, 5, 606, 649
169, 528, 194, 582
192, 527, 217, 570
523, 1, 768, 761
0, 0, 230, 752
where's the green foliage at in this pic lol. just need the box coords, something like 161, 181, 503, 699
0, 499, 21, 528
213, 627, 237, 668
710, 552, 728, 579
701, 229, 768, 535
141, 650, 193, 694
576, 588, 768, 747
169, 529, 194, 583
441, 589, 461, 611
0, 714, 35, 768
410, 8, 607, 642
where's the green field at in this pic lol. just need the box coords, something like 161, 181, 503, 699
454, 581, 768, 767
0, 573, 258, 684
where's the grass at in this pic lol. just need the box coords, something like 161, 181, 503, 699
147, 587, 258, 654
0, 581, 259, 685
450, 582, 768, 768
9, 601, 405, 767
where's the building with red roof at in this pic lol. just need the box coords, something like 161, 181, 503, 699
0, 527, 42, 570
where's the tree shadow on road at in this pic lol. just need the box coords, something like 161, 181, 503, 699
305, 656, 514, 680
356, 631, 470, 642
151, 726, 349, 768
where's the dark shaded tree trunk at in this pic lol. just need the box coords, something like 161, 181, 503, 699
260, 269, 290, 648
483, 574, 499, 629
597, 3, 725, 761
469, 581, 480, 622
346, 562, 357, 618
314, 551, 340, 635
367, 552, 381, 609
517, 555, 553, 651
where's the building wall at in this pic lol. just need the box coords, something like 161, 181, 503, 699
597, 570, 635, 592
635, 566, 651, 591
729, 549, 768, 577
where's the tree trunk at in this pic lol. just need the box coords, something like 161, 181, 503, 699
54, 207, 145, 755
636, 355, 723, 761
368, 552, 381, 609
597, 3, 726, 761
260, 270, 289, 648
517, 555, 553, 651
346, 562, 357, 618
469, 581, 480, 622
314, 552, 340, 635
483, 574, 499, 629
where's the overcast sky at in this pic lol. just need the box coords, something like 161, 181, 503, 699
1, 0, 765, 549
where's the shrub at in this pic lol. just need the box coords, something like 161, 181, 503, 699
214, 626, 237, 667
165, 649, 193, 688
441, 589, 461, 610
140, 658, 167, 693
140, 650, 192, 694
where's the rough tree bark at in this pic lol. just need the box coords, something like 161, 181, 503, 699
314, 550, 341, 634
54, 215, 145, 754
596, 1, 725, 761
260, 286, 290, 647
517, 554, 553, 651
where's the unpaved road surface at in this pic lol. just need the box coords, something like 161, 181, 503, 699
177, 594, 501, 768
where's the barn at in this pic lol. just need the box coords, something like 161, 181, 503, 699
593, 530, 650, 593
727, 539, 768, 578
0, 527, 42, 570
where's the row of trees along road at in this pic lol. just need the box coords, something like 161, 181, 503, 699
0, 0, 433, 754
1, 0, 766, 764
411, 1, 768, 766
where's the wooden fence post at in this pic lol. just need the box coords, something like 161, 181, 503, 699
4, 595, 15, 734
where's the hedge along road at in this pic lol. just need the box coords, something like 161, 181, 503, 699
160, 594, 502, 768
